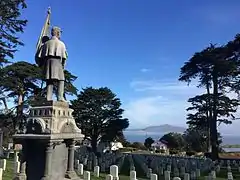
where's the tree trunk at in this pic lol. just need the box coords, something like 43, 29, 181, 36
211, 72, 219, 160
206, 84, 212, 153
91, 137, 98, 155
16, 93, 24, 132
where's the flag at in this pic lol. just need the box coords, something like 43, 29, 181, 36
36, 7, 51, 53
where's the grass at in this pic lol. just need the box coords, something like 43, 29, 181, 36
3, 159, 14, 180
78, 172, 138, 180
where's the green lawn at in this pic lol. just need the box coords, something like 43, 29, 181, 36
3, 159, 14, 180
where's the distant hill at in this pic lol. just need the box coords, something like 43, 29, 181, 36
127, 124, 186, 133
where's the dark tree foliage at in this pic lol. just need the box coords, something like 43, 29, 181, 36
0, 111, 15, 146
183, 128, 207, 152
187, 93, 239, 126
179, 42, 240, 160
64, 70, 78, 96
130, 142, 146, 150
115, 131, 131, 147
160, 132, 185, 151
0, 0, 27, 65
144, 137, 154, 150
70, 87, 129, 154
183, 127, 222, 153
0, 61, 41, 130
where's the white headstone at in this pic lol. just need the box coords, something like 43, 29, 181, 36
150, 173, 158, 180
211, 170, 216, 179
84, 171, 90, 180
159, 167, 164, 175
130, 165, 135, 171
164, 171, 170, 180
84, 158, 88, 165
190, 171, 196, 179
184, 173, 190, 180
106, 174, 113, 180
0, 159, 6, 171
196, 169, 200, 177
173, 177, 181, 180
14, 151, 19, 163
180, 167, 185, 176
78, 163, 84, 175
227, 165, 231, 172
227, 172, 233, 180
14, 161, 20, 174
147, 168, 152, 178
174, 167, 179, 177
167, 165, 171, 172
75, 160, 79, 168
94, 166, 100, 177
110, 165, 119, 180
0, 168, 2, 180
130, 170, 137, 180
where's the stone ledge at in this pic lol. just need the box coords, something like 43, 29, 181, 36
13, 133, 85, 141
31, 100, 69, 108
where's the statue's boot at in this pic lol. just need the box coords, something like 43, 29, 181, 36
46, 84, 53, 101
57, 80, 66, 102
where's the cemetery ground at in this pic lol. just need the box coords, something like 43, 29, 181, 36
3, 153, 240, 180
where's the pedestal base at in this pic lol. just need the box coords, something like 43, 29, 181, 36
12, 100, 84, 180
13, 174, 27, 180
65, 171, 79, 179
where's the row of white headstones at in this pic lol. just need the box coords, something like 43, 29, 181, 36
131, 154, 237, 180
0, 157, 20, 180
0, 158, 235, 180
75, 162, 120, 180
75, 151, 240, 180
2, 151, 239, 180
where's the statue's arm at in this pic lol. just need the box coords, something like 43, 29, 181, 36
62, 44, 68, 68
35, 45, 45, 67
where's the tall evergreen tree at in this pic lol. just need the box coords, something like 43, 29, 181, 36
179, 44, 239, 159
0, 61, 41, 131
70, 87, 129, 154
0, 0, 27, 65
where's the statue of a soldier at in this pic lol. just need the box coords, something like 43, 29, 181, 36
35, 26, 67, 101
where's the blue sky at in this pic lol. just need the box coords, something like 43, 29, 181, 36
13, 0, 240, 131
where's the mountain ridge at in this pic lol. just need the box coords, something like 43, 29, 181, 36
127, 124, 186, 133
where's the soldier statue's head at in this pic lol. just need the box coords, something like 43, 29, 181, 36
51, 26, 62, 39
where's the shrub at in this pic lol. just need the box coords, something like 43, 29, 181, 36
186, 151, 196, 156
160, 149, 166, 153
155, 149, 165, 153
119, 147, 134, 152
169, 149, 178, 154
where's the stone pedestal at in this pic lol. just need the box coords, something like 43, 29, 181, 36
13, 101, 84, 180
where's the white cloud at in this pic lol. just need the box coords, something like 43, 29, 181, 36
130, 79, 204, 98
124, 79, 203, 128
140, 68, 151, 73
124, 79, 240, 135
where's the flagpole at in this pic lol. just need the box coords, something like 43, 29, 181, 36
36, 7, 51, 52
36, 7, 51, 90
